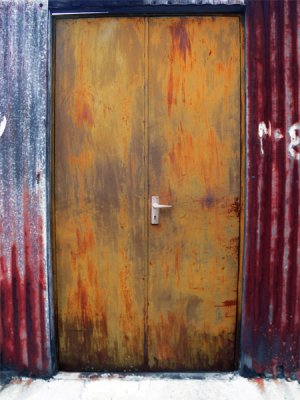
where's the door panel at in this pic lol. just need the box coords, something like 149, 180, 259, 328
55, 18, 146, 370
54, 16, 241, 371
148, 17, 241, 370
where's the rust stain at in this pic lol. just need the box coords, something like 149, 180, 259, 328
119, 261, 142, 354
220, 300, 237, 307
69, 150, 94, 170
165, 262, 170, 281
120, 264, 134, 323
168, 123, 196, 180
167, 66, 174, 116
253, 378, 265, 392
154, 312, 188, 364
149, 16, 241, 371
74, 88, 94, 128
174, 247, 180, 288
167, 20, 192, 116
55, 18, 145, 370
169, 19, 192, 63
226, 237, 239, 253
228, 197, 240, 216
151, 312, 235, 370
76, 227, 96, 256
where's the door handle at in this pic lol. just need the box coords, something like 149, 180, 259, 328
151, 196, 172, 224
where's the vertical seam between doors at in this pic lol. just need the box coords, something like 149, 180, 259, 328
144, 16, 150, 369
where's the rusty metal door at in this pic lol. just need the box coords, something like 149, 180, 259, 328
54, 16, 242, 371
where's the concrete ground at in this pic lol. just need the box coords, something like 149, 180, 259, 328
0, 372, 299, 400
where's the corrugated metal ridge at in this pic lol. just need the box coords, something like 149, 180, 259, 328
241, 0, 300, 379
0, 0, 52, 376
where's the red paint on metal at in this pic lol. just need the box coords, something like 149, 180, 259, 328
167, 19, 192, 116
11, 243, 25, 370
242, 0, 300, 379
0, 254, 14, 366
0, 0, 50, 377
221, 300, 236, 307
169, 20, 192, 63
1, 191, 49, 375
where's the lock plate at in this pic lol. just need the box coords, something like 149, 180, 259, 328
151, 196, 172, 225
151, 196, 160, 225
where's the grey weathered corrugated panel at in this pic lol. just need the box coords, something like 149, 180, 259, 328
0, 0, 53, 375
241, 0, 300, 379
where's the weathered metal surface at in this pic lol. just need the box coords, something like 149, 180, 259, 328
55, 16, 241, 371
55, 18, 146, 370
0, 0, 52, 376
147, 16, 241, 370
241, 0, 300, 379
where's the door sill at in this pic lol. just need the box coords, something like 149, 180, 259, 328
54, 371, 238, 380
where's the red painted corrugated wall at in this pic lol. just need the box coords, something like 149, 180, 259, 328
241, 0, 300, 379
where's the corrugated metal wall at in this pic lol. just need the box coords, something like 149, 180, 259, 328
241, 0, 300, 379
0, 0, 299, 379
0, 0, 52, 376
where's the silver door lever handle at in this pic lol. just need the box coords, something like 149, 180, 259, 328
152, 203, 173, 209
151, 196, 172, 224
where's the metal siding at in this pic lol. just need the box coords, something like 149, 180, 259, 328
241, 0, 300, 379
0, 0, 52, 376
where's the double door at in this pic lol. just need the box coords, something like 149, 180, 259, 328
54, 16, 242, 371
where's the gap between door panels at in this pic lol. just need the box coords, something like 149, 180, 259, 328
143, 16, 150, 369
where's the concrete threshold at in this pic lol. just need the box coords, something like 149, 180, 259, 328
0, 372, 299, 400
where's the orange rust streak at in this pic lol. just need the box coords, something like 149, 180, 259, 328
120, 266, 134, 323
166, 20, 192, 117
73, 88, 94, 128
169, 19, 192, 63
167, 66, 174, 116
148, 16, 241, 370
254, 378, 265, 392
174, 248, 180, 288
55, 17, 145, 370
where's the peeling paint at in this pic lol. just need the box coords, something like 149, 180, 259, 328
258, 121, 299, 160
288, 123, 300, 160
0, 116, 6, 137
258, 121, 271, 155
274, 129, 283, 141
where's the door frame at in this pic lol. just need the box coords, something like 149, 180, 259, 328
49, 3, 245, 372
